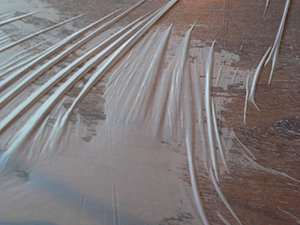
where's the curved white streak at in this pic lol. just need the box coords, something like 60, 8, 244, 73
264, 0, 291, 85
278, 207, 300, 223
205, 40, 219, 182
217, 211, 232, 225
231, 67, 238, 85
210, 168, 242, 225
0, 52, 33, 72
0, 38, 52, 67
216, 66, 223, 86
243, 74, 249, 125
212, 99, 229, 173
263, 0, 270, 17
0, 11, 40, 27
233, 133, 256, 160
243, 153, 300, 183
0, 46, 53, 79
248, 46, 271, 111
182, 22, 210, 225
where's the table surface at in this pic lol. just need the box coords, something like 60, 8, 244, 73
0, 1, 299, 224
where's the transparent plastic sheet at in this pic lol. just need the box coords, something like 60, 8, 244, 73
0, 0, 299, 224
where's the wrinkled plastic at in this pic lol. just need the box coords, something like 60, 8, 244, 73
0, 0, 298, 224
